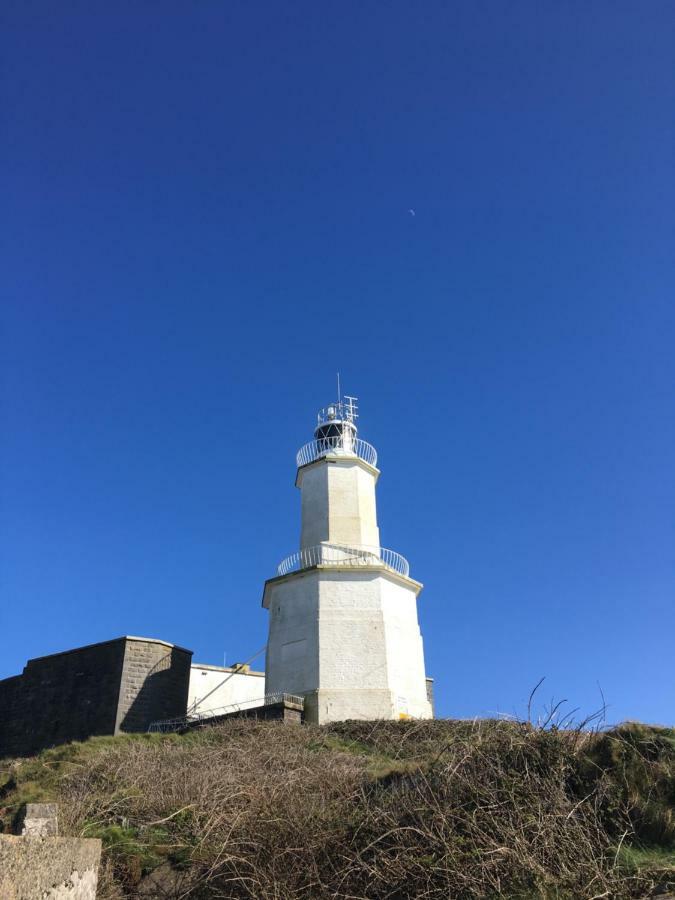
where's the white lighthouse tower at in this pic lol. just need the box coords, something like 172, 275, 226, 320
263, 395, 433, 724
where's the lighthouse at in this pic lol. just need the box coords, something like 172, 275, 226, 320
263, 395, 433, 724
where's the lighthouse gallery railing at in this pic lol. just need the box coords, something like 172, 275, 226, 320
277, 543, 409, 578
296, 436, 377, 468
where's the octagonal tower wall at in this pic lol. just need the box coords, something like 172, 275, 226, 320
297, 457, 380, 550
263, 566, 432, 724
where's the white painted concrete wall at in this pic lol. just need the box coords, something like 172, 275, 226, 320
298, 458, 380, 549
265, 567, 432, 724
188, 664, 265, 715
380, 578, 432, 719
265, 570, 319, 698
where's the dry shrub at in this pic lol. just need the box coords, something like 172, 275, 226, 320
331, 723, 620, 899
35, 719, 674, 898
59, 721, 366, 898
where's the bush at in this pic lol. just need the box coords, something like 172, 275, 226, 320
1, 719, 674, 898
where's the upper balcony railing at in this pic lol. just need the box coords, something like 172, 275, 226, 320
296, 436, 378, 469
277, 543, 409, 578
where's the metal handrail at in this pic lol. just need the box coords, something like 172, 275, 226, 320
277, 543, 409, 578
296, 436, 377, 468
148, 693, 305, 733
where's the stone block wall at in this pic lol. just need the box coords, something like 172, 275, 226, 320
0, 637, 192, 758
0, 675, 24, 759
0, 639, 125, 758
116, 639, 192, 733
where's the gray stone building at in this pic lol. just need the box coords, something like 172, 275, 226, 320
0, 636, 192, 758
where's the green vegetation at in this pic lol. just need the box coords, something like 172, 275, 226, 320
1, 720, 673, 898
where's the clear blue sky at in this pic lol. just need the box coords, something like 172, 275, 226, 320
2, 2, 674, 724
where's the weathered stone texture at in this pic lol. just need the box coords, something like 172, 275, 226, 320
116, 640, 192, 733
0, 639, 125, 758
0, 637, 192, 758
0, 835, 101, 900
16, 802, 59, 837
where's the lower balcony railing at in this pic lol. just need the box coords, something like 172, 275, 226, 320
277, 543, 409, 578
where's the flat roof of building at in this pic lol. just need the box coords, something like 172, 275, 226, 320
191, 662, 265, 677
26, 635, 193, 664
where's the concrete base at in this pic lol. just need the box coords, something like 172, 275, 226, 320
0, 835, 102, 899
303, 688, 394, 724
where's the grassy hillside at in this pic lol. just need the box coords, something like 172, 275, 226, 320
1, 719, 674, 899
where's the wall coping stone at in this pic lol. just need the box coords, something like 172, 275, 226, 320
26, 635, 193, 667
